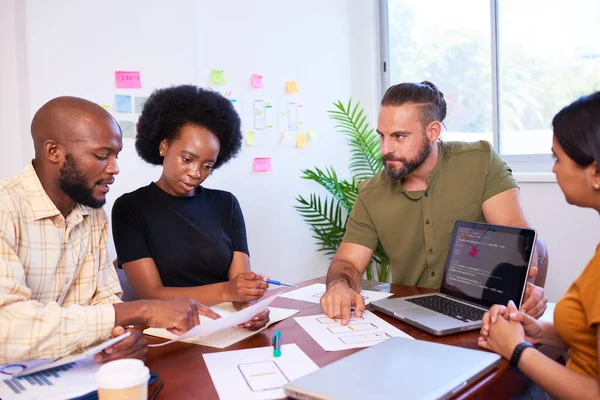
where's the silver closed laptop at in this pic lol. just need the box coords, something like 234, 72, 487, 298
284, 337, 501, 400
370, 221, 536, 336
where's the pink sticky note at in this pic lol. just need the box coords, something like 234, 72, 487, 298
115, 71, 142, 89
251, 74, 264, 89
253, 157, 272, 172
469, 247, 479, 257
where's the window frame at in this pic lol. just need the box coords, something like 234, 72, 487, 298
378, 0, 556, 176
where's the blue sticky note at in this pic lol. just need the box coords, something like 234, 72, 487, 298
115, 95, 132, 113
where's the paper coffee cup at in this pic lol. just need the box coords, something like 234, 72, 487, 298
95, 359, 149, 400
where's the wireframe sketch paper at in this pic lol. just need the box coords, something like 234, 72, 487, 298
148, 294, 279, 347
0, 358, 101, 400
294, 310, 413, 351
253, 100, 266, 130
278, 283, 393, 305
203, 344, 318, 400
145, 306, 299, 349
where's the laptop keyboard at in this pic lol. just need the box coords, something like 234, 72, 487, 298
405, 295, 485, 322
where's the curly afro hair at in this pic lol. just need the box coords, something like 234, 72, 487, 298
135, 85, 242, 169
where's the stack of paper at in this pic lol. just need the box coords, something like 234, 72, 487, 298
0, 359, 100, 400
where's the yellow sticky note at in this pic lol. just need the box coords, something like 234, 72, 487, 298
100, 104, 111, 109
286, 81, 299, 94
307, 128, 317, 140
296, 133, 307, 148
246, 131, 255, 146
211, 69, 226, 84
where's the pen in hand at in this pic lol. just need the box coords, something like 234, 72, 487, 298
266, 279, 298, 288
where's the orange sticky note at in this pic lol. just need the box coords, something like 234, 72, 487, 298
286, 81, 299, 94
251, 74, 264, 89
281, 128, 289, 140
253, 157, 272, 172
296, 133, 307, 148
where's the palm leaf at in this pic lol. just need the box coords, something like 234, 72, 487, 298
294, 194, 347, 257
295, 99, 391, 282
328, 99, 383, 183
299, 167, 358, 212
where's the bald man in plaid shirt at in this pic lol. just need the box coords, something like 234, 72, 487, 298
0, 97, 219, 364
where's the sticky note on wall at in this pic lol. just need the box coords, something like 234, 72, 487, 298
115, 71, 142, 89
134, 96, 147, 113
296, 133, 307, 148
115, 95, 132, 113
246, 131, 255, 146
211, 69, 226, 84
286, 81, 299, 94
250, 74, 264, 89
118, 121, 136, 138
253, 157, 272, 172
307, 128, 317, 140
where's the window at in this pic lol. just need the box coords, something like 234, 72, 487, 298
382, 0, 600, 171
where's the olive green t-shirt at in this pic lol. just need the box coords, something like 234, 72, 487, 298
343, 141, 518, 289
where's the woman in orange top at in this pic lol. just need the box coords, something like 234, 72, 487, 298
479, 91, 600, 400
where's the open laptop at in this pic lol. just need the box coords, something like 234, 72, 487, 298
370, 221, 537, 336
284, 337, 501, 400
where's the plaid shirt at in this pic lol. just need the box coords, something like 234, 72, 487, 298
0, 163, 122, 363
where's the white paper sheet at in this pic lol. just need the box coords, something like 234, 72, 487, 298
0, 358, 100, 400
203, 344, 318, 400
148, 294, 279, 347
9, 332, 131, 377
294, 310, 413, 351
144, 306, 299, 348
278, 283, 393, 305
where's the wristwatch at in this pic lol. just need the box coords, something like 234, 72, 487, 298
510, 341, 534, 370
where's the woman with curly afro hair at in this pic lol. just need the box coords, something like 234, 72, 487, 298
112, 85, 269, 330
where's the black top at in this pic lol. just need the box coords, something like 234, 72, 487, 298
111, 182, 249, 287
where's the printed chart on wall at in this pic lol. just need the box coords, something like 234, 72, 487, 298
294, 310, 413, 351
203, 344, 318, 400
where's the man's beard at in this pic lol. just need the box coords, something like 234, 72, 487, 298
383, 134, 432, 182
59, 154, 105, 208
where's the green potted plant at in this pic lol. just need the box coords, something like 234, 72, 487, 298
295, 99, 390, 282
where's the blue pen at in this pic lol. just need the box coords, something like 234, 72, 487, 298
266, 279, 298, 288
272, 330, 282, 357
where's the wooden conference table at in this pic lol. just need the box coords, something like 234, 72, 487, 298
146, 278, 554, 399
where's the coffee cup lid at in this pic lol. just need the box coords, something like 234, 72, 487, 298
95, 359, 150, 390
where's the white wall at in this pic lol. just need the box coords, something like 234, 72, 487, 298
1, 0, 597, 301
11, 0, 380, 285
0, 0, 31, 177
519, 183, 600, 301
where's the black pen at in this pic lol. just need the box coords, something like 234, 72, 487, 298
149, 380, 164, 400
